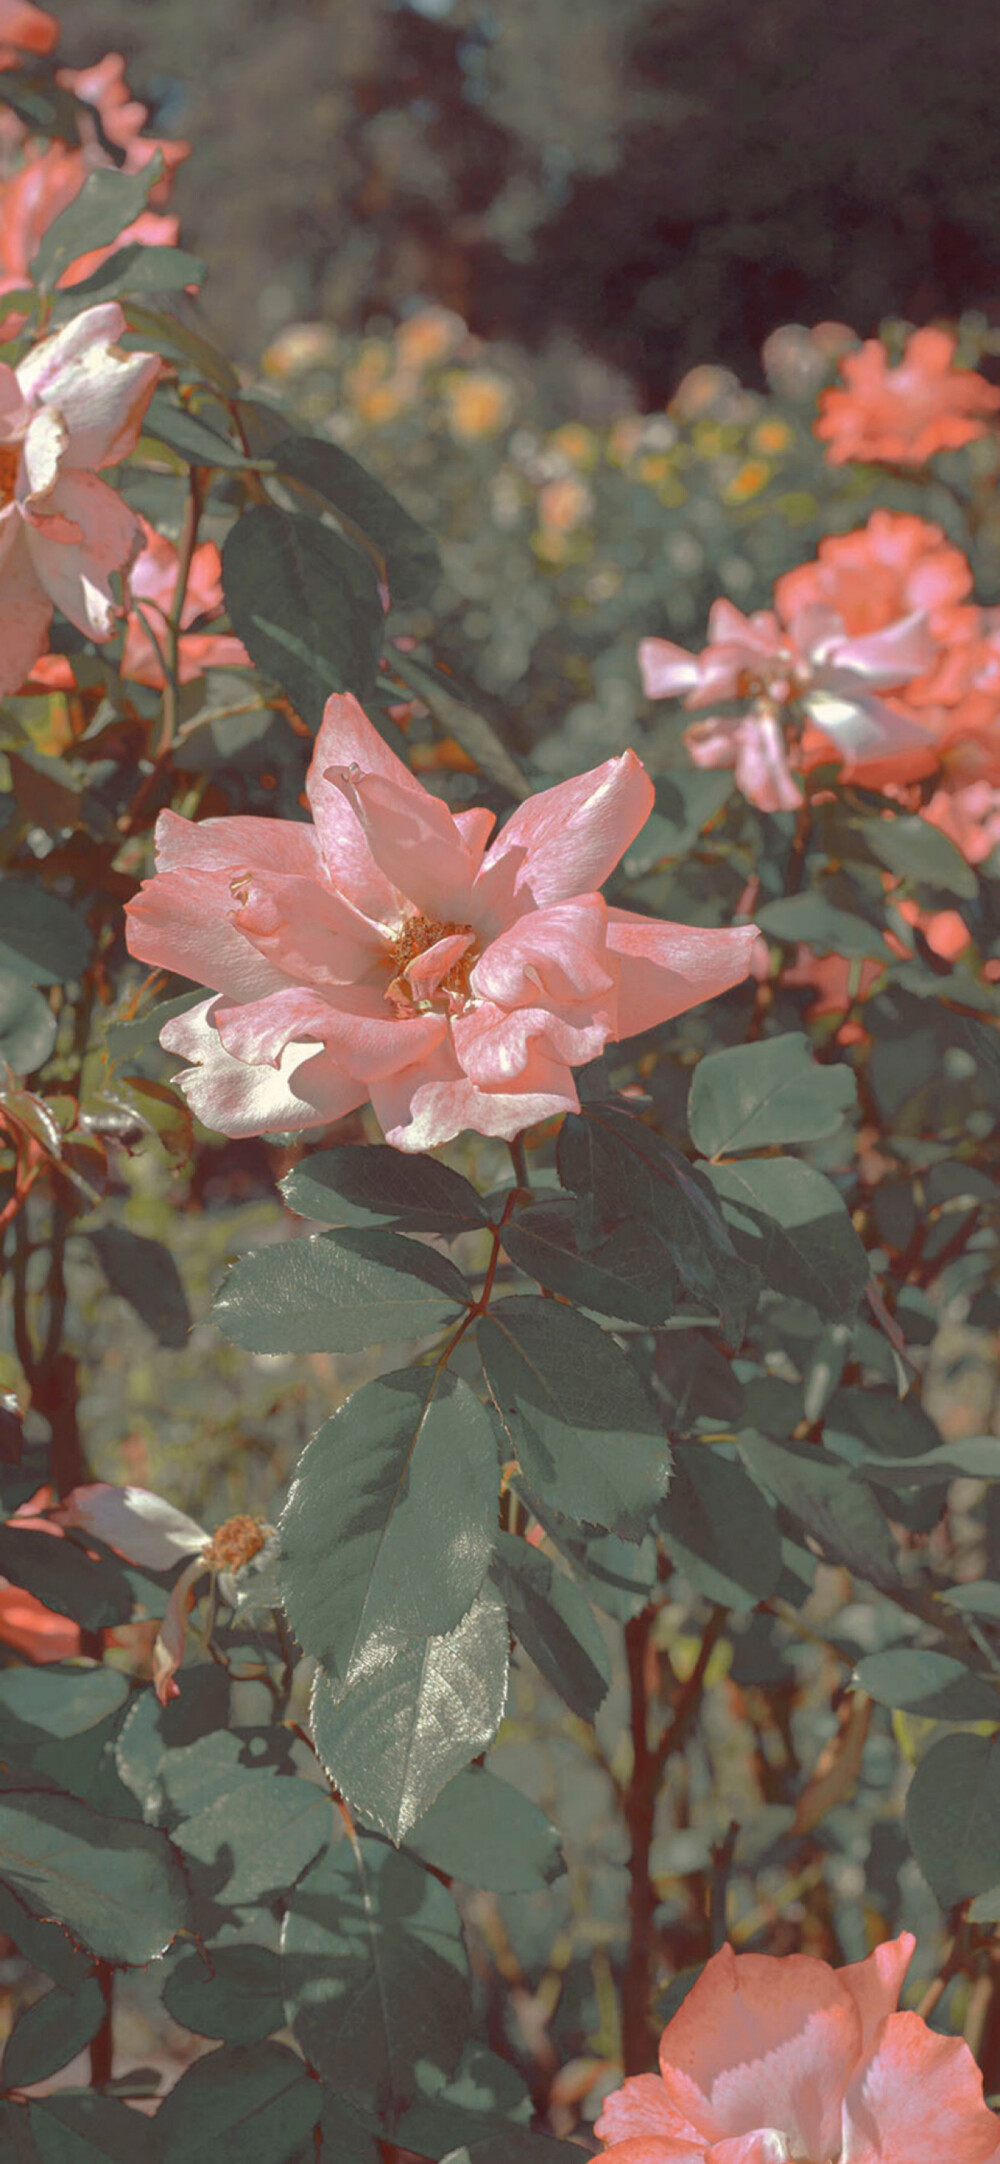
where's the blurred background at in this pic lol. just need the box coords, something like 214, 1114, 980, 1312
48, 0, 1000, 397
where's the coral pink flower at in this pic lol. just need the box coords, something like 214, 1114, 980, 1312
774, 511, 972, 639
816, 328, 1000, 467
125, 695, 759, 1151
0, 0, 55, 68
120, 517, 250, 686
925, 779, 1000, 865
0, 143, 180, 338
0, 300, 160, 694
596, 1935, 1000, 2164
56, 53, 191, 207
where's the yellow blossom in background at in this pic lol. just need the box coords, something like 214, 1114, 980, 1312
547, 422, 598, 470
441, 369, 515, 441
395, 306, 466, 373
342, 340, 417, 424
722, 458, 771, 502
260, 321, 339, 380
637, 453, 671, 485
751, 417, 793, 454
537, 476, 594, 533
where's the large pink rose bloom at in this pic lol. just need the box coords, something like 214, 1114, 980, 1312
0, 301, 160, 693
597, 1934, 1000, 2164
125, 695, 758, 1151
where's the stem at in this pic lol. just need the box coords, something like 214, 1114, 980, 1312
156, 466, 205, 759
89, 1963, 114, 2088
507, 1132, 531, 1195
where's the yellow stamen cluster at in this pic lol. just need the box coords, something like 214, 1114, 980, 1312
388, 914, 476, 1000
202, 1514, 268, 1573
0, 443, 20, 507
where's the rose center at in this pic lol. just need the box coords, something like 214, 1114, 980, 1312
202, 1514, 267, 1573
387, 913, 477, 1005
0, 441, 20, 508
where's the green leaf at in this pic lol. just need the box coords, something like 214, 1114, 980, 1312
0, 2099, 40, 2163
488, 1531, 610, 1721
269, 433, 440, 603
152, 2042, 321, 2164
0, 882, 91, 986
30, 161, 161, 290
906, 1732, 1000, 1908
0, 1885, 90, 1991
213, 1228, 469, 1354
703, 1157, 870, 1321
404, 2115, 570, 2163
2, 1975, 105, 2089
121, 304, 240, 395
660, 1447, 783, 1611
318, 2096, 380, 2162
0, 1790, 190, 1965
142, 388, 249, 469
402, 1764, 564, 1890
281, 1835, 469, 2113
687, 1033, 857, 1158
51, 243, 206, 309
114, 1665, 231, 1819
737, 1430, 898, 1589
104, 990, 204, 1066
88, 1226, 191, 1348
755, 892, 891, 959
309, 1584, 509, 1841
0, 1526, 133, 1630
500, 1202, 673, 1325
0, 1663, 128, 1740
280, 1144, 489, 1234
477, 1297, 670, 1537
173, 1774, 334, 1904
278, 1368, 497, 1680
865, 814, 979, 900
163, 1944, 285, 2044
0, 971, 56, 1075
222, 505, 384, 724
854, 1649, 1000, 1722
27, 2093, 157, 2162
854, 1437, 1000, 1488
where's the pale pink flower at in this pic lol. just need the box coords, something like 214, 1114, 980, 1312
56, 53, 191, 206
0, 144, 181, 343
597, 1935, 1000, 2164
120, 517, 251, 686
125, 695, 759, 1152
816, 328, 1000, 467
0, 300, 160, 693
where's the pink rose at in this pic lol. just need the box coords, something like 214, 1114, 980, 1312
0, 0, 56, 68
816, 329, 1000, 467
0, 301, 160, 692
125, 695, 758, 1151
597, 1935, 1000, 2164
121, 517, 251, 686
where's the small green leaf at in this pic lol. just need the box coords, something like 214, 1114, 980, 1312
854, 1648, 1000, 1722
688, 1033, 857, 1158
489, 1531, 610, 1721
309, 1584, 509, 1841
478, 1297, 670, 1537
28, 2093, 157, 2162
755, 891, 891, 959
866, 813, 979, 900
88, 1226, 191, 1348
0, 1663, 128, 1740
269, 433, 440, 603
738, 1429, 898, 1589
143, 387, 249, 469
0, 1790, 190, 1965
0, 882, 91, 986
213, 1228, 469, 1354
403, 1765, 564, 1890
153, 2041, 321, 2164
0, 971, 56, 1076
163, 1944, 285, 2044
31, 161, 161, 290
278, 1368, 498, 1680
2, 1975, 106, 2089
173, 1774, 334, 1904
281, 1835, 469, 2113
660, 1446, 783, 1611
51, 243, 206, 310
280, 1144, 489, 1234
906, 1732, 1000, 1908
704, 1157, 870, 1321
222, 505, 384, 724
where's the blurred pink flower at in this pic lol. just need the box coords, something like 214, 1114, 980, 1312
121, 517, 251, 686
125, 695, 758, 1151
0, 142, 180, 339
597, 1934, 1000, 2164
56, 52, 191, 206
816, 328, 1000, 467
0, 0, 56, 68
774, 511, 973, 637
0, 300, 160, 693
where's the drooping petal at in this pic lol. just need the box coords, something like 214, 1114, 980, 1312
838, 1934, 915, 2056
153, 806, 323, 880
369, 1035, 580, 1151
471, 894, 616, 1010
476, 749, 655, 923
152, 1557, 203, 1706
17, 300, 161, 468
0, 521, 53, 695
214, 983, 445, 1079
127, 868, 293, 1004
595, 2074, 704, 2149
452, 999, 609, 1086
655, 1944, 862, 2160
684, 717, 740, 772
732, 713, 803, 813
607, 913, 759, 1039
640, 636, 702, 701
23, 468, 142, 638
840, 2012, 1000, 2164
160, 997, 367, 1138
305, 692, 418, 919
56, 1483, 206, 1569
